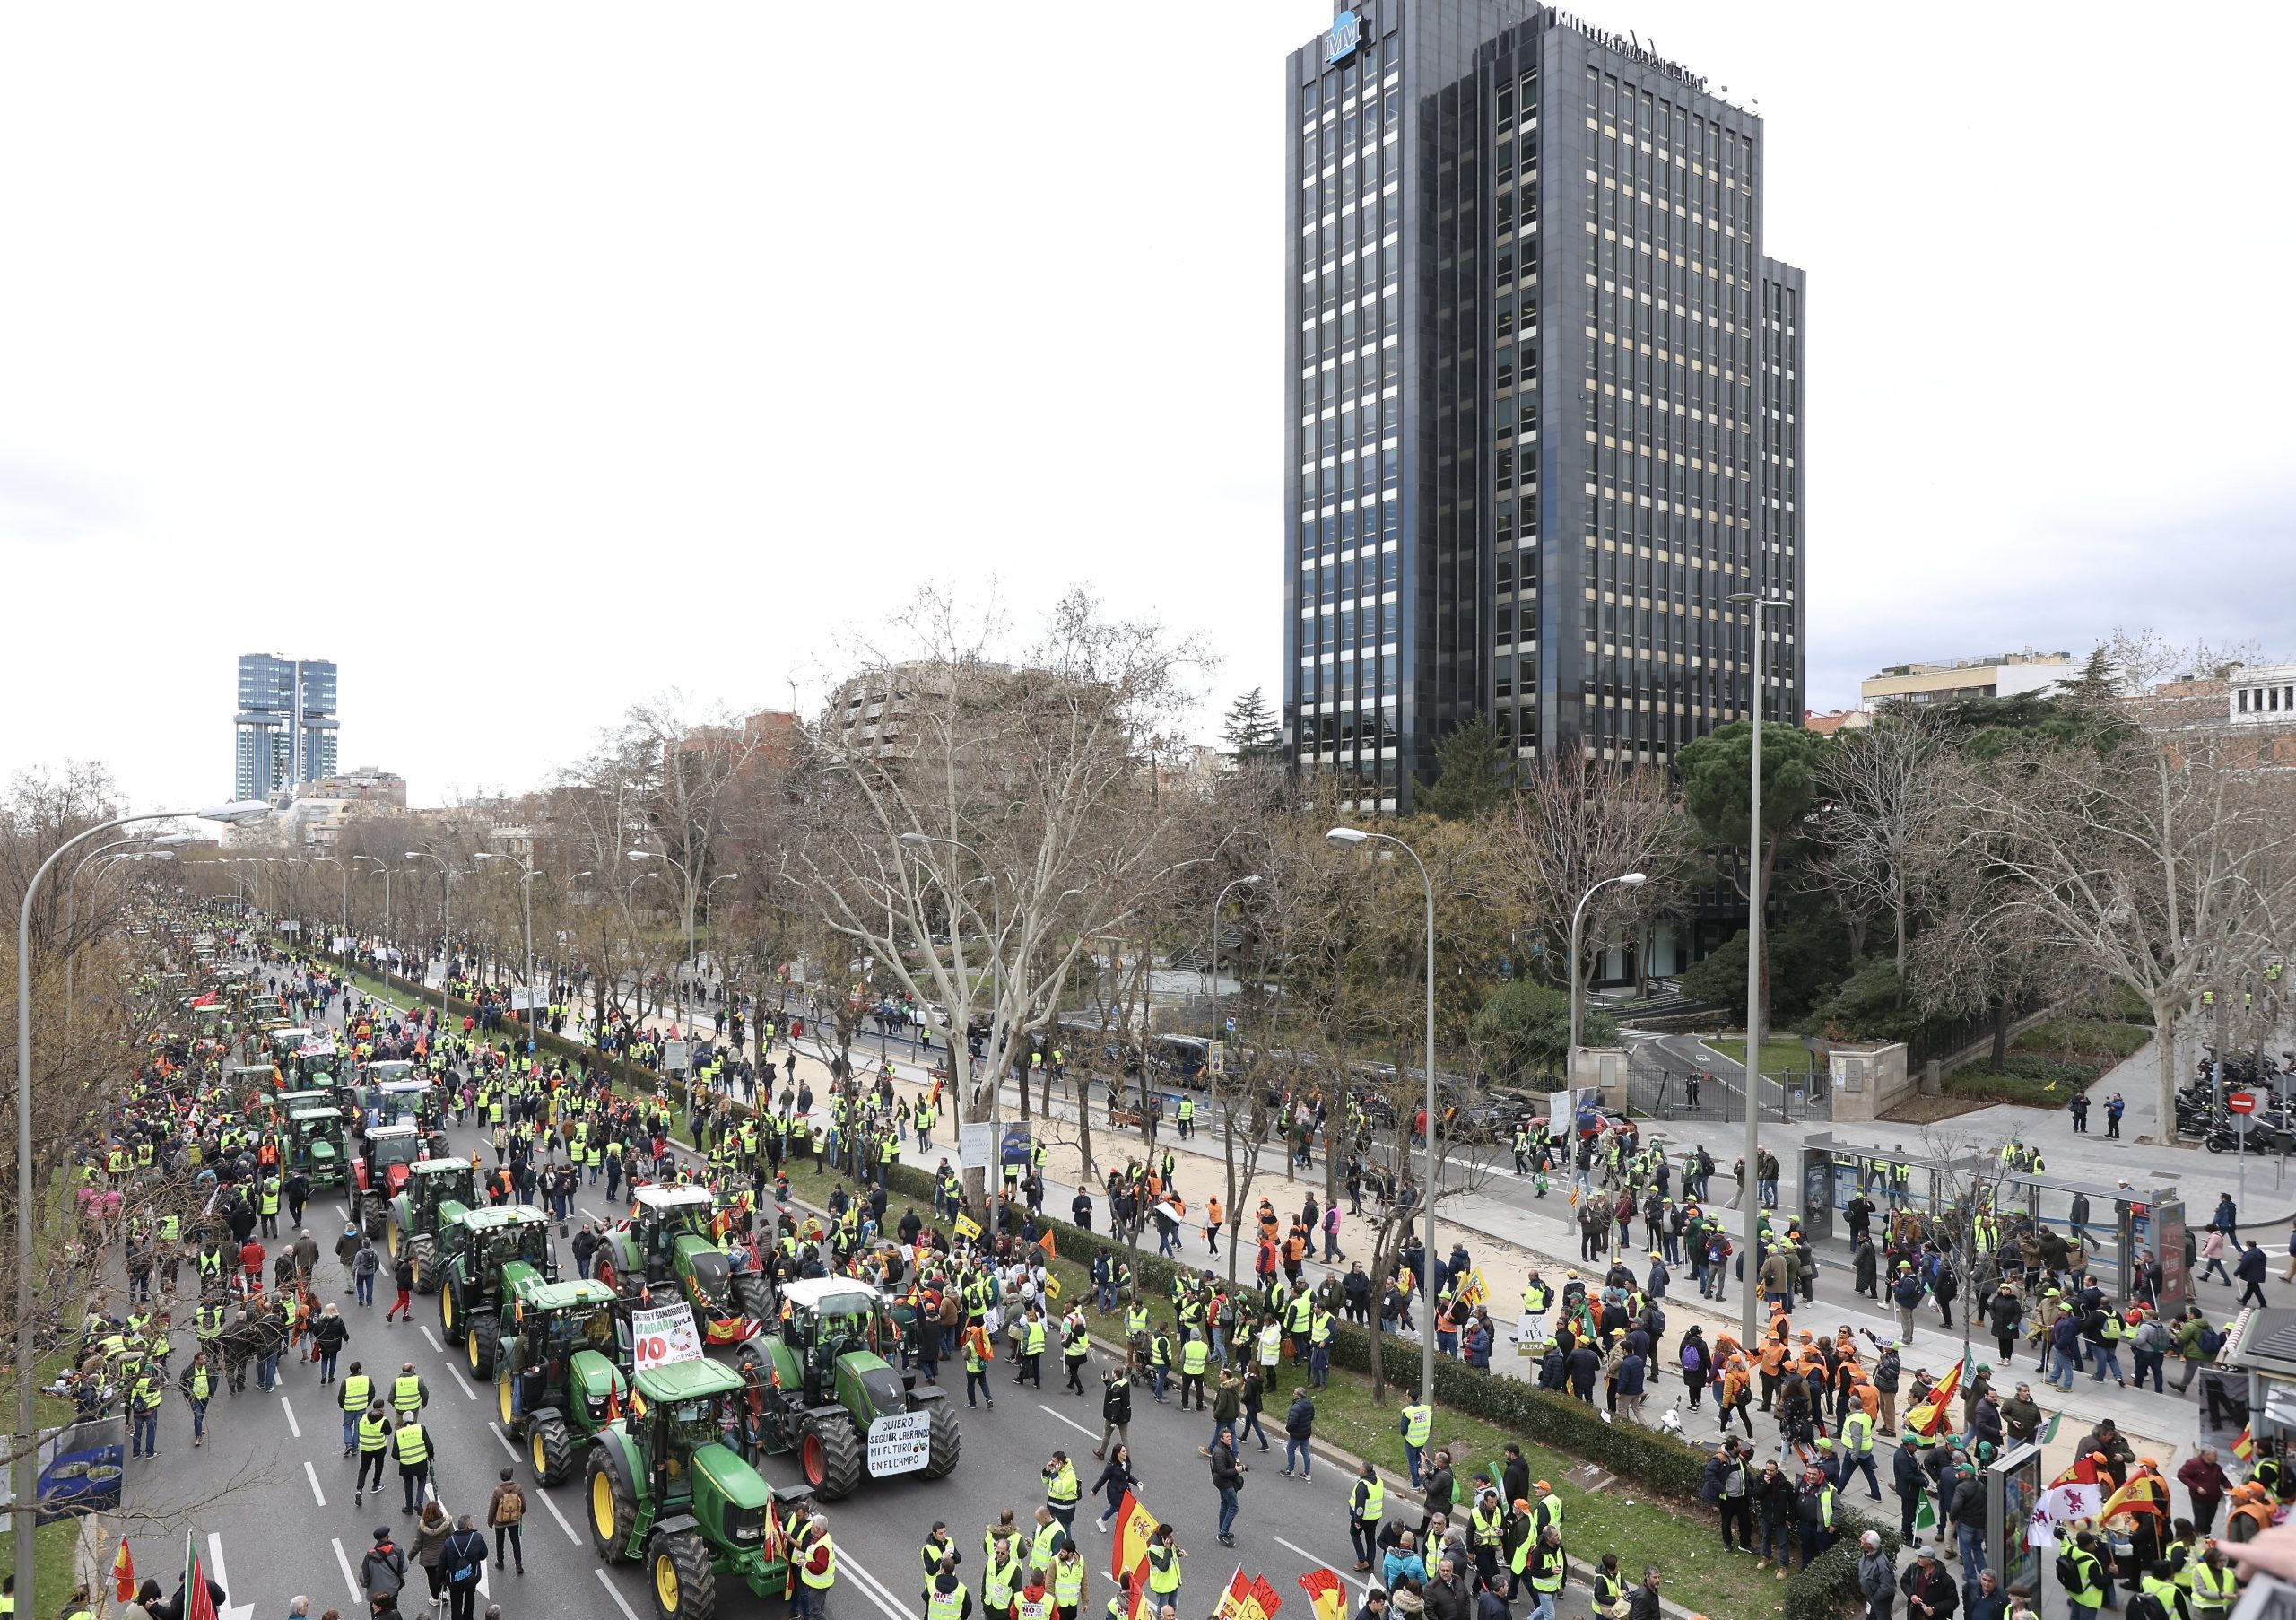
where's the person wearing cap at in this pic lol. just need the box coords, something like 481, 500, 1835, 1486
1900, 1546, 1957, 1619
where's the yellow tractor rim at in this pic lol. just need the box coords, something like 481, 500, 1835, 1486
591, 1471, 614, 1541
387, 1223, 399, 1259
498, 1380, 514, 1424
442, 1293, 455, 1331
655, 1553, 679, 1612
531, 1429, 548, 1476
466, 1330, 481, 1372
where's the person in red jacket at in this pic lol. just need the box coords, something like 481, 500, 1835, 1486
2178, 1444, 2230, 1537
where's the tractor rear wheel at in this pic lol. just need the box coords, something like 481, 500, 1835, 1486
729, 1272, 770, 1323
587, 1444, 638, 1563
466, 1313, 500, 1379
798, 1410, 863, 1500
386, 1219, 401, 1261
925, 1402, 961, 1479
409, 1233, 439, 1294
528, 1413, 577, 1486
362, 1198, 387, 1241
649, 1529, 717, 1620
439, 1283, 458, 1337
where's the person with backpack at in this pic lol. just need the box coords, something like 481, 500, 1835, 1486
485, 1468, 526, 1574
2129, 1313, 2171, 1393
359, 1528, 407, 1613
2172, 1309, 2224, 1395
439, 1516, 489, 1620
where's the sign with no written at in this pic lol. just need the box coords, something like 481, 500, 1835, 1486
630, 1302, 703, 1370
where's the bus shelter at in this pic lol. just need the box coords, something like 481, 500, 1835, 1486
1796, 1132, 2187, 1311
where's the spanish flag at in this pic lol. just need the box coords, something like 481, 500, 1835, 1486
1299, 1569, 1347, 1620
2098, 1471, 2170, 1522
114, 1537, 136, 1603
1907, 1358, 1963, 1438
1110, 1491, 1160, 1583
2234, 1426, 2257, 1462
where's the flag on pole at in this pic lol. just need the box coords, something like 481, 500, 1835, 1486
2234, 1425, 2256, 1462
1913, 1494, 1939, 1537
1299, 1570, 1347, 1620
1110, 1490, 1160, 1582
2097, 1472, 2170, 1523
1214, 1567, 1254, 1620
2039, 1411, 2063, 1445
184, 1533, 219, 1620
114, 1538, 136, 1603
1907, 1358, 1963, 1438
2029, 1455, 2103, 1547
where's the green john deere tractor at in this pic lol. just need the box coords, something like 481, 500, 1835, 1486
286, 1106, 346, 1191
587, 1358, 813, 1620
593, 1186, 772, 1346
495, 1275, 631, 1485
438, 1204, 556, 1378
731, 1276, 957, 1499
388, 1158, 479, 1293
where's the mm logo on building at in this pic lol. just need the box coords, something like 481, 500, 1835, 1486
1326, 9, 1361, 63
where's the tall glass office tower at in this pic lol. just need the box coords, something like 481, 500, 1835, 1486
235, 654, 339, 799
1283, 0, 1805, 812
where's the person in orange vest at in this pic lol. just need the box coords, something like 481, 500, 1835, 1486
1204, 1198, 1223, 1257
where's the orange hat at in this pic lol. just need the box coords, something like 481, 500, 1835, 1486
1533, 1480, 1552, 1493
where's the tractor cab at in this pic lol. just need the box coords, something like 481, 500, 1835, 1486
500, 1276, 630, 1433
630, 1186, 716, 1283
448, 1206, 556, 1293
352, 1123, 425, 1199
228, 1064, 280, 1107
370, 1079, 437, 1130
775, 1279, 900, 1407
400, 1159, 478, 1231
287, 1107, 344, 1188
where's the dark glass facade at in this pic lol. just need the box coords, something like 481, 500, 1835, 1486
1283, 1, 1805, 812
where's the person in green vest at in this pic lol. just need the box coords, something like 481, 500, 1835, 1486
1399, 1393, 1433, 1485
178, 1351, 215, 1448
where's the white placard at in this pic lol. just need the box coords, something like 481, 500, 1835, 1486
865, 1410, 932, 1476
959, 1122, 994, 1171
630, 1302, 703, 1370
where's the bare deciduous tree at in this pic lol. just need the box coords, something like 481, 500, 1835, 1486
1810, 709, 1951, 975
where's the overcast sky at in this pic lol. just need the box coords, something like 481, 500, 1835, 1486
4, 3, 2290, 811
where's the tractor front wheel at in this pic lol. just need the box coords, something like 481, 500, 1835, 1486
728, 1272, 771, 1323
925, 1402, 961, 1479
587, 1445, 638, 1563
409, 1233, 439, 1294
798, 1410, 863, 1501
439, 1285, 458, 1337
649, 1529, 718, 1620
528, 1413, 576, 1486
466, 1313, 500, 1380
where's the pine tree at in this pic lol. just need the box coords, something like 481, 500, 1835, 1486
1220, 687, 1283, 762
1416, 712, 1512, 821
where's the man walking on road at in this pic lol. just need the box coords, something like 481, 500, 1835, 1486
394, 1413, 433, 1516
486, 1468, 526, 1573
354, 1401, 391, 1507
439, 1517, 488, 1620
1205, 1424, 1245, 1548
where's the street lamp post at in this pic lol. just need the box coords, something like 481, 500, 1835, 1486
626, 849, 698, 1025
1207, 875, 1265, 1046
475, 850, 542, 1025
1326, 825, 1438, 1421
1728, 588, 1784, 1353
354, 856, 392, 958
1567, 872, 1648, 1060
15, 800, 270, 1620
404, 852, 461, 1029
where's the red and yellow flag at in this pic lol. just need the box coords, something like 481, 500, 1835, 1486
1299, 1569, 1347, 1620
114, 1538, 136, 1603
1907, 1358, 1963, 1438
2098, 1471, 2170, 1523
1110, 1491, 1160, 1583
2234, 1426, 2257, 1462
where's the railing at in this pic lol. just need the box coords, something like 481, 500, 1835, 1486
1627, 1046, 1830, 1123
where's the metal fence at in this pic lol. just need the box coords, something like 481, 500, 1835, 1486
1627, 1047, 1829, 1124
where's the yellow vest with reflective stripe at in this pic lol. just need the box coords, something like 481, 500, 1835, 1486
393, 1423, 429, 1465
342, 1373, 372, 1412
801, 1531, 837, 1589
1054, 1561, 1084, 1605
393, 1373, 422, 1410
1355, 1478, 1385, 1522
1403, 1405, 1431, 1445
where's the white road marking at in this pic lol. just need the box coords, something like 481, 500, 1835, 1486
207, 1534, 230, 1592
281, 1395, 300, 1437
487, 1421, 518, 1459
1036, 1402, 1098, 1441
332, 1538, 362, 1607
537, 1476, 582, 1543
448, 1363, 479, 1401
837, 1552, 914, 1620
305, 1459, 326, 1506
594, 1568, 642, 1620
337, 1205, 352, 1224
1274, 1537, 1364, 1591
421, 1326, 444, 1354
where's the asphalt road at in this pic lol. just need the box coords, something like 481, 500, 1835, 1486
114, 968, 1615, 1620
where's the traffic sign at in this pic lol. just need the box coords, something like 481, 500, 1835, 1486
2228, 1092, 2257, 1115
2227, 1112, 2258, 1138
